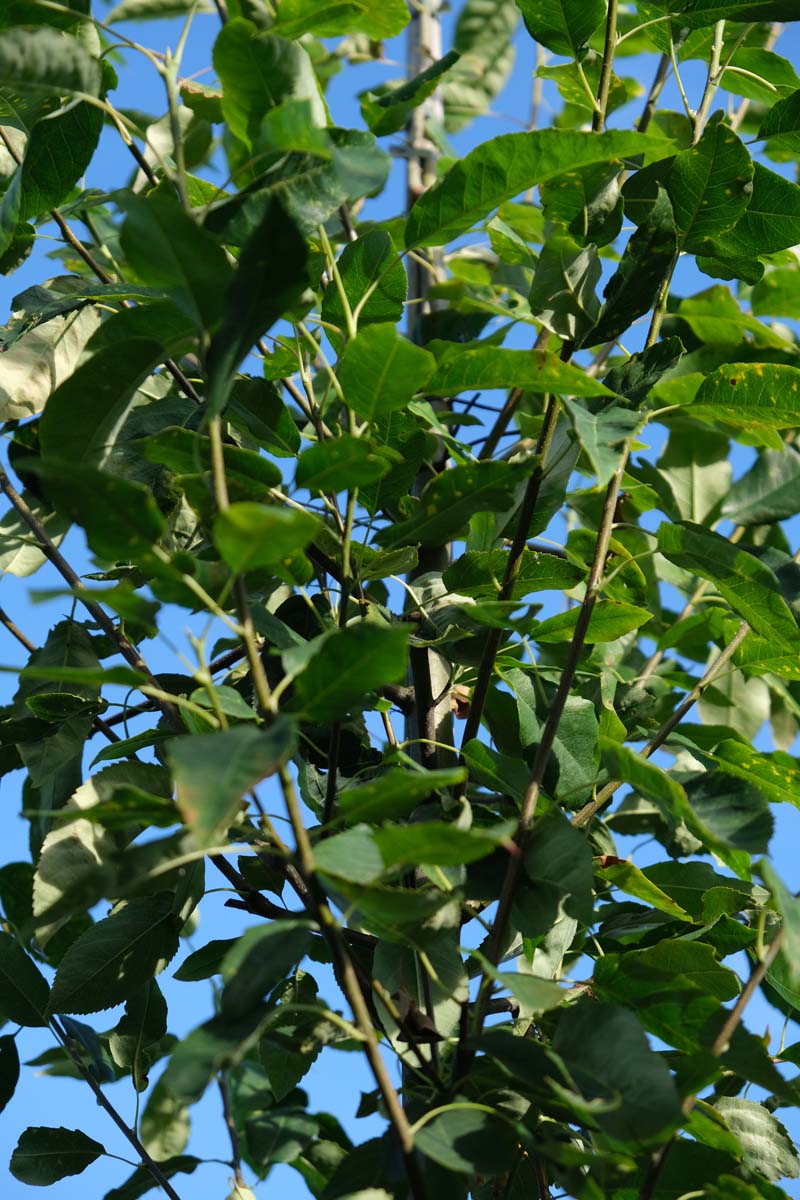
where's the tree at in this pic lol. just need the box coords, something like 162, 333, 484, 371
1, 0, 800, 1197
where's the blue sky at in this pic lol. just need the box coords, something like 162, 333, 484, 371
1, 6, 800, 1198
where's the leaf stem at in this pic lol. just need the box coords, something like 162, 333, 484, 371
593, 0, 619, 132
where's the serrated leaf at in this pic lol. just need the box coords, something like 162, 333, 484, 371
48, 893, 181, 1015
657, 521, 800, 649
168, 721, 297, 846
714, 1098, 799, 1181
405, 130, 672, 247
10, 1126, 105, 1185
0, 931, 49, 1025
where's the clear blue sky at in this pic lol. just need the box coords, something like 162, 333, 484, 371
1, 7, 800, 1198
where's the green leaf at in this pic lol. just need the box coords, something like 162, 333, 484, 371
524, 811, 594, 926
561, 399, 643, 486
221, 920, 314, 1019
714, 1099, 799, 1182
212, 503, 320, 574
0, 1035, 19, 1115
228, 378, 301, 457
442, 0, 519, 133
515, 0, 605, 57
444, 548, 583, 598
667, 117, 754, 253
0, 102, 103, 256
338, 767, 466, 825
711, 740, 800, 809
336, 324, 435, 423
313, 827, 386, 884
657, 521, 800, 649
213, 20, 326, 152
758, 860, 800, 988
119, 193, 231, 334
206, 199, 308, 417
0, 27, 103, 98
273, 0, 410, 38
320, 231, 407, 332
425, 343, 614, 397
48, 893, 181, 1015
758, 88, 800, 155
658, 428, 731, 525
722, 448, 800, 525
596, 860, 694, 922
247, 1109, 319, 1169
104, 1156, 200, 1200
529, 229, 601, 342
552, 1002, 683, 1146
462, 738, 531, 804
405, 129, 672, 247
583, 187, 678, 347
38, 301, 196, 469
31, 461, 167, 562
294, 622, 409, 722
139, 1077, 190, 1162
109, 980, 166, 1089
531, 599, 653, 644
684, 770, 773, 857
377, 462, 522, 548
137, 426, 282, 492
173, 938, 238, 982
362, 52, 461, 137
0, 931, 49, 1025
374, 821, 514, 870
167, 721, 297, 846
415, 1106, 520, 1175
10, 1126, 105, 1185
540, 162, 623, 249
673, 1, 800, 25
704, 162, 800, 260
296, 436, 394, 492
721, 48, 800, 104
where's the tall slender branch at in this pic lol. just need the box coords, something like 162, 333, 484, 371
592, 0, 619, 132
51, 1018, 184, 1200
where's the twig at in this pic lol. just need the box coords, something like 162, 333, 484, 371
213, 0, 229, 22
461, 394, 560, 746
51, 1018, 184, 1200
217, 1075, 245, 1188
637, 930, 784, 1200
0, 465, 177, 725
592, 0, 619, 133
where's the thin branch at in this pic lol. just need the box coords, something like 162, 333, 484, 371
572, 618, 751, 829
217, 1075, 245, 1188
51, 1018, 184, 1200
0, 465, 177, 725
637, 53, 671, 134
213, 0, 229, 22
461, 394, 560, 746
592, 0, 619, 133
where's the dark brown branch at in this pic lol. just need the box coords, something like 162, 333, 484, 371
51, 1018, 184, 1200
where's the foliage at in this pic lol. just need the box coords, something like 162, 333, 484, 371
0, 2, 799, 1200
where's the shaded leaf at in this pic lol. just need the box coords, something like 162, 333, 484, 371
714, 1098, 799, 1181
0, 931, 49, 1025
48, 893, 182, 1015
294, 623, 409, 722
168, 720, 297, 846
0, 1035, 20, 1115
213, 503, 319, 573
10, 1126, 105, 1185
